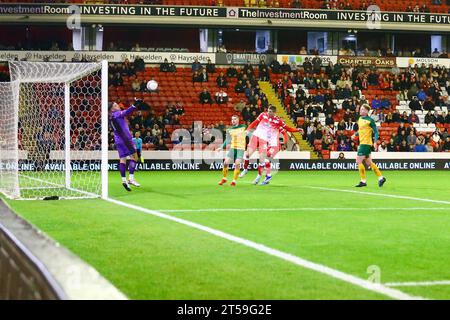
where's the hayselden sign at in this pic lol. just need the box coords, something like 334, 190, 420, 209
0, 50, 215, 64
1, 4, 450, 26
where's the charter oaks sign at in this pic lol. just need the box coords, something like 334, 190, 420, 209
1, 4, 450, 25
0, 50, 216, 64
338, 56, 397, 67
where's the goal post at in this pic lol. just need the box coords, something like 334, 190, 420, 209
0, 61, 109, 200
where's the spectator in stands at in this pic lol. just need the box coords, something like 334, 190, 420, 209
199, 88, 213, 104
407, 130, 417, 146
131, 43, 141, 52
111, 72, 123, 87
443, 137, 450, 151
139, 80, 147, 91
425, 111, 436, 124
174, 101, 185, 116
337, 140, 349, 151
409, 96, 422, 111
398, 140, 411, 152
134, 56, 145, 72
206, 58, 216, 73
107, 42, 117, 51
299, 46, 307, 55
431, 48, 441, 58
423, 97, 436, 111
445, 112, 450, 124
226, 64, 238, 78
259, 67, 270, 81
155, 138, 169, 151
191, 58, 202, 72
280, 61, 292, 74
217, 44, 227, 53
131, 77, 140, 92
216, 72, 228, 88
387, 138, 397, 152
292, 0, 301, 8
406, 5, 414, 12
192, 71, 202, 83
408, 110, 420, 124
122, 59, 135, 76
371, 95, 381, 110
432, 128, 442, 144
378, 141, 388, 152
269, 59, 281, 74
426, 142, 434, 152
234, 99, 246, 113
200, 69, 209, 82
160, 58, 170, 72
435, 111, 445, 124
420, 3, 430, 12
235, 80, 245, 93
215, 89, 228, 105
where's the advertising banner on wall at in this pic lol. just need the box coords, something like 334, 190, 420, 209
277, 54, 338, 67
396, 57, 450, 68
0, 50, 216, 63
337, 56, 397, 67
11, 159, 450, 172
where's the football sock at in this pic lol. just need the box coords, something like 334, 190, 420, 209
129, 160, 136, 175
370, 163, 383, 179
223, 166, 229, 178
233, 168, 240, 181
265, 160, 271, 176
243, 156, 250, 170
358, 163, 366, 182
119, 163, 127, 181
258, 163, 264, 175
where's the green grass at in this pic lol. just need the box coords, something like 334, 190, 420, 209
5, 170, 450, 299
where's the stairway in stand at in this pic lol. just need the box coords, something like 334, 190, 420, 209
258, 81, 317, 159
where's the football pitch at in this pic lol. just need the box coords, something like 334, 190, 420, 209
5, 170, 450, 300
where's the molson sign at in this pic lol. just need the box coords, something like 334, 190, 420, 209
337, 56, 397, 67
396, 57, 450, 68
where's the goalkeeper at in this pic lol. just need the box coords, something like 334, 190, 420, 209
110, 98, 142, 191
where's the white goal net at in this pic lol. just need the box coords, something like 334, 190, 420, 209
0, 61, 108, 200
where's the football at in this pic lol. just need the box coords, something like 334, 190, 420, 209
146, 80, 158, 91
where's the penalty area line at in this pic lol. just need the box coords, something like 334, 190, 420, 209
106, 197, 425, 300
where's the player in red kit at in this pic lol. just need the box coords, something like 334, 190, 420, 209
240, 105, 301, 185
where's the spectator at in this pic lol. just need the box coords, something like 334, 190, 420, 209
191, 58, 202, 72
378, 141, 388, 152
337, 140, 349, 151
398, 140, 410, 152
134, 56, 145, 72
160, 58, 170, 72
443, 137, 450, 151
226, 64, 238, 78
131, 77, 140, 92
387, 138, 397, 152
425, 142, 434, 152
234, 99, 247, 113
408, 110, 420, 124
269, 59, 281, 74
215, 89, 229, 104
337, 152, 346, 160
111, 73, 123, 87
371, 95, 381, 110
155, 138, 169, 150
200, 69, 209, 82
199, 88, 213, 104
424, 111, 436, 124
414, 141, 427, 152
206, 58, 216, 73
409, 96, 422, 111
216, 72, 228, 88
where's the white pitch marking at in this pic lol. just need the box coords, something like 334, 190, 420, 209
303, 186, 450, 205
158, 207, 450, 213
385, 280, 450, 287
106, 197, 425, 300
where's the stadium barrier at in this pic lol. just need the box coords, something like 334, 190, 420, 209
0, 200, 127, 300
